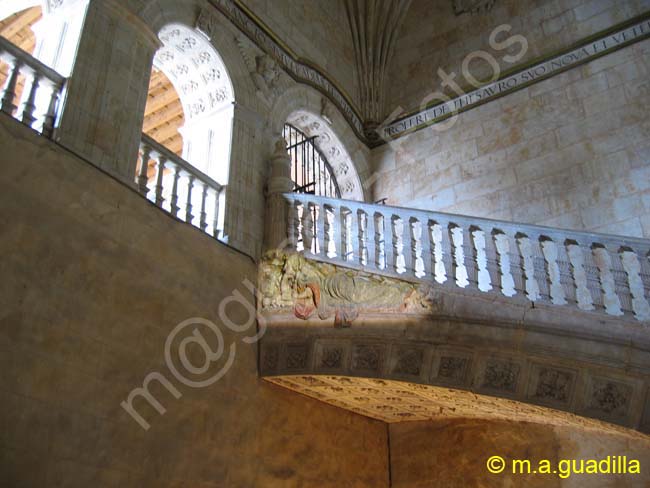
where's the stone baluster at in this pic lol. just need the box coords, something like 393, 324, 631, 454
300, 203, 311, 254
516, 233, 540, 301
350, 208, 361, 264
582, 243, 604, 311
169, 164, 181, 218
212, 188, 221, 238
410, 218, 423, 278
565, 240, 594, 311
154, 155, 166, 207
610, 246, 633, 314
392, 215, 404, 273
315, 204, 326, 257
462, 225, 479, 289
592, 244, 623, 316
20, 71, 41, 127
555, 239, 577, 306
482, 228, 500, 293
366, 212, 377, 269
185, 174, 195, 224
199, 183, 209, 231
41, 80, 61, 138
471, 226, 492, 292
619, 247, 650, 321
448, 224, 468, 288
493, 231, 516, 297
337, 208, 347, 260
419, 220, 432, 279
433, 221, 452, 286
358, 211, 368, 265
540, 237, 567, 306
137, 142, 152, 196
528, 235, 551, 302
401, 217, 414, 275
323, 204, 336, 258
381, 213, 393, 272
0, 58, 21, 114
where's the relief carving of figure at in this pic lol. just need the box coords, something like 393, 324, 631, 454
259, 251, 438, 326
236, 37, 288, 105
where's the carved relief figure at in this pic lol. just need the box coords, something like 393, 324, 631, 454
259, 251, 438, 326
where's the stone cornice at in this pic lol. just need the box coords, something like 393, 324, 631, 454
207, 1, 650, 148
382, 11, 650, 141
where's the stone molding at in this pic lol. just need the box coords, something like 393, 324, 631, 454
260, 332, 650, 435
205, 2, 650, 147
383, 13, 650, 140
205, 0, 366, 142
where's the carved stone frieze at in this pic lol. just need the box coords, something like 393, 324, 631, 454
259, 251, 439, 326
481, 359, 520, 393
352, 344, 385, 373
530, 366, 576, 405
587, 378, 633, 419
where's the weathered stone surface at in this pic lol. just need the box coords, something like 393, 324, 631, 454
0, 115, 388, 487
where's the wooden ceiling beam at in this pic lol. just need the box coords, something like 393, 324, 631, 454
145, 86, 182, 116
0, 7, 41, 41
143, 99, 184, 132
145, 115, 184, 143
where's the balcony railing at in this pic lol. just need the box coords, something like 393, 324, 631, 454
0, 36, 65, 137
285, 193, 650, 323
137, 134, 226, 239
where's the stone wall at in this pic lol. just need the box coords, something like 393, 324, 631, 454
372, 37, 650, 237
240, 0, 359, 109
0, 114, 388, 487
389, 0, 650, 114
390, 418, 650, 487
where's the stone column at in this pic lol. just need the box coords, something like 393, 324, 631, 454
265, 137, 293, 251
55, 0, 160, 185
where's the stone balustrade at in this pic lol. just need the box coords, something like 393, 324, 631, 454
284, 193, 650, 323
137, 134, 226, 239
0, 36, 65, 137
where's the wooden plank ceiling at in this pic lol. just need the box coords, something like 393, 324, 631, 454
0, 7, 184, 156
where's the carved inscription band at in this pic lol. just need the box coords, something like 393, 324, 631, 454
383, 15, 650, 139
206, 0, 650, 146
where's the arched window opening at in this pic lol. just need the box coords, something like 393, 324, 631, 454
136, 23, 235, 241
143, 68, 184, 156
0, 0, 88, 135
283, 123, 341, 198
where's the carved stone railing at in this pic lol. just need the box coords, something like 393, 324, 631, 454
0, 36, 65, 137
137, 134, 226, 239
284, 193, 650, 323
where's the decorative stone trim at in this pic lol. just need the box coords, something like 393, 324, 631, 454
260, 335, 650, 434
383, 14, 650, 140
203, 2, 650, 148
204, 0, 366, 141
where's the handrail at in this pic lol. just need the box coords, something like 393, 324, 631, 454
136, 134, 226, 240
0, 36, 65, 86
0, 36, 66, 137
140, 133, 223, 193
283, 192, 650, 323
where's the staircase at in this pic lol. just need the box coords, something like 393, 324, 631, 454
283, 192, 650, 324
